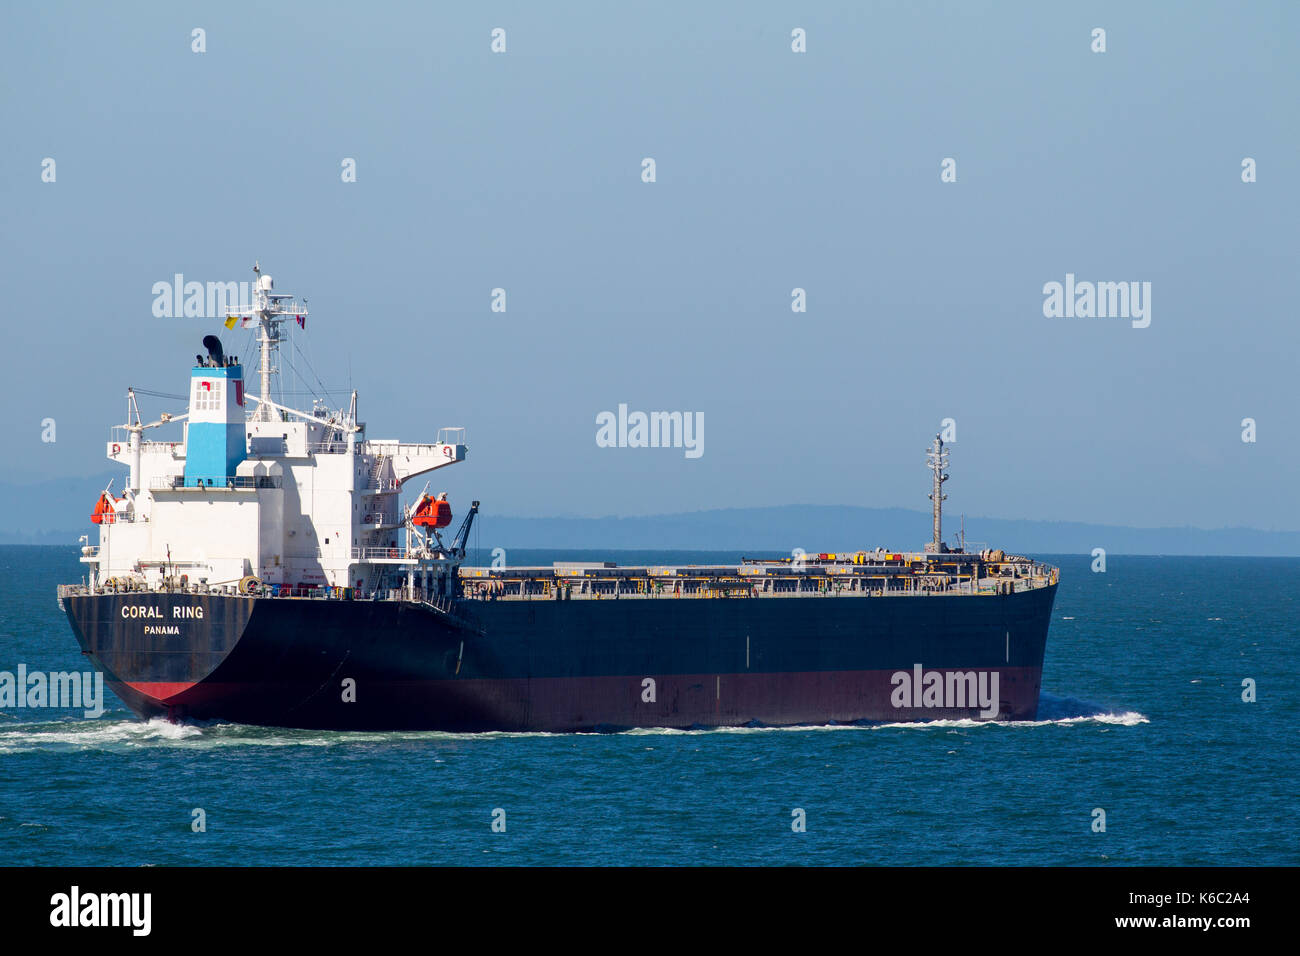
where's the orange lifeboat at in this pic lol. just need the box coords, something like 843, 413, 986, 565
411, 493, 452, 529
91, 491, 119, 525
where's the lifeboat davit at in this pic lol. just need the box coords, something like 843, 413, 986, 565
91, 491, 119, 525
411, 493, 452, 529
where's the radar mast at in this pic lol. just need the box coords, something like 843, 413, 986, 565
225, 261, 309, 422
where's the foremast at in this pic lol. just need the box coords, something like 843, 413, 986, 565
925, 435, 949, 554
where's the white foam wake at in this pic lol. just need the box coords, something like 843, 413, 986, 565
0, 717, 202, 752
0, 692, 1145, 750
862, 710, 1148, 731
0, 717, 575, 752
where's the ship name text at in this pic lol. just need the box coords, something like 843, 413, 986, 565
120, 605, 205, 619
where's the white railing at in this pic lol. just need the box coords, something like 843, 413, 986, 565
365, 441, 461, 458
351, 546, 408, 561
86, 511, 142, 524
150, 475, 281, 490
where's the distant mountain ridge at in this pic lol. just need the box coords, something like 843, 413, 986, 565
469, 506, 1300, 557
0, 472, 121, 544
3, 475, 1297, 556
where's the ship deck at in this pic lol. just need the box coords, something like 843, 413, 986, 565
59, 552, 1058, 604
458, 553, 1058, 601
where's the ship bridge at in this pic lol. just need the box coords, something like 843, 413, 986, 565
81, 263, 470, 597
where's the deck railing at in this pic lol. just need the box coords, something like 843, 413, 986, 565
150, 475, 281, 491
57, 560, 1059, 606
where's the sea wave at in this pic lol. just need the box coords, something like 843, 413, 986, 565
0, 717, 575, 752
616, 692, 1147, 734
0, 717, 321, 753
0, 691, 1146, 751
861, 710, 1149, 731
0, 717, 203, 751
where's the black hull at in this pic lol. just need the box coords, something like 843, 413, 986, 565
62, 586, 1057, 731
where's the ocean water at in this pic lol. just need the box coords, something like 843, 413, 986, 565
0, 545, 1294, 866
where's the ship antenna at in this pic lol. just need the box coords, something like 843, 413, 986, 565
925, 435, 950, 553
226, 262, 309, 421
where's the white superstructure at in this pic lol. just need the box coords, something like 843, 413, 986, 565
83, 264, 467, 595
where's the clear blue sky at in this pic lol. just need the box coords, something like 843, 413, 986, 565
2, 1, 1296, 531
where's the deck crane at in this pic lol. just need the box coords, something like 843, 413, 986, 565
449, 501, 480, 560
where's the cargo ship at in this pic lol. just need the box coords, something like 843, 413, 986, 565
58, 265, 1059, 731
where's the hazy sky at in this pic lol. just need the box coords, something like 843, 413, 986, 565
2, 1, 1296, 532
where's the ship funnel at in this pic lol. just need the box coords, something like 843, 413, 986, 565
185, 340, 245, 487
202, 334, 225, 367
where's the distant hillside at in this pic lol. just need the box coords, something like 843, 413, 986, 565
4, 477, 1298, 556
0, 472, 120, 544
469, 506, 1300, 557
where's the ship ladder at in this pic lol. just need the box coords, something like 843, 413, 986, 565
414, 598, 485, 637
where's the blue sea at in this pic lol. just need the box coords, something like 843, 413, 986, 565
0, 546, 1294, 866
